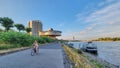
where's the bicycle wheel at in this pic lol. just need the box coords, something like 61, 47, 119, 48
31, 49, 35, 56
36, 48, 39, 55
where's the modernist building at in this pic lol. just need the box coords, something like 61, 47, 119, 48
39, 28, 62, 39
28, 20, 61, 39
28, 20, 42, 36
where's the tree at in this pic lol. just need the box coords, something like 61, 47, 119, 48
25, 27, 31, 33
0, 17, 14, 31
14, 24, 25, 32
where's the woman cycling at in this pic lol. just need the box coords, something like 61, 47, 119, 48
33, 40, 39, 53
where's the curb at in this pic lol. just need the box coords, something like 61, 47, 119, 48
0, 47, 31, 56
0, 43, 48, 56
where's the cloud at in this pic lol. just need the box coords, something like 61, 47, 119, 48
61, 1, 120, 40
76, 0, 120, 25
57, 35, 73, 40
58, 0, 120, 40
85, 1, 120, 24
58, 23, 98, 40
78, 23, 97, 35
98, 0, 116, 7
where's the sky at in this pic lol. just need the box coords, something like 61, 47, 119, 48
0, 0, 120, 40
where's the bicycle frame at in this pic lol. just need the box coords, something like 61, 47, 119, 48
31, 47, 39, 56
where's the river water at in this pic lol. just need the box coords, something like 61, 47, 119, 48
68, 42, 120, 67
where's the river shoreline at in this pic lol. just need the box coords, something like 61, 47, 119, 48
80, 41, 120, 42
83, 52, 119, 68
68, 41, 120, 68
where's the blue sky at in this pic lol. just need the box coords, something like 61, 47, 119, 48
0, 0, 120, 40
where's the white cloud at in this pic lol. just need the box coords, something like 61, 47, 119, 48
57, 35, 73, 40
85, 1, 120, 24
59, 0, 120, 40
60, 1, 120, 40
98, 0, 116, 7
78, 23, 97, 35
58, 23, 98, 40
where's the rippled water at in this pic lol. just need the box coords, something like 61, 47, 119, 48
68, 42, 120, 67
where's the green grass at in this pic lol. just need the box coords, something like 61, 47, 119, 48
67, 45, 82, 54
90, 59, 103, 68
82, 54, 104, 68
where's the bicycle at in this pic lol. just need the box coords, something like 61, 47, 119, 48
31, 47, 39, 56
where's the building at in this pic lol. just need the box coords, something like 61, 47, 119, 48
28, 20, 62, 39
39, 28, 62, 39
28, 20, 42, 36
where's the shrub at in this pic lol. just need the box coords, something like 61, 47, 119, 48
0, 31, 54, 48
0, 44, 21, 50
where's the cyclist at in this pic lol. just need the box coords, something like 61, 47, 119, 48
33, 40, 39, 53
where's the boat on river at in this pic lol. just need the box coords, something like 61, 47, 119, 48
81, 42, 97, 54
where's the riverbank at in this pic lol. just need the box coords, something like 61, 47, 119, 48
64, 42, 120, 68
63, 44, 96, 68
92, 41, 120, 42
83, 52, 119, 68
69, 41, 120, 67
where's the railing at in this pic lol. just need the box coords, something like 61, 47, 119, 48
63, 44, 95, 68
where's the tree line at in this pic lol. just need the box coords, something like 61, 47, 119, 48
0, 17, 31, 33
93, 37, 120, 41
0, 17, 54, 50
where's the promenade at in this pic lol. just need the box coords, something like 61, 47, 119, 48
0, 43, 65, 68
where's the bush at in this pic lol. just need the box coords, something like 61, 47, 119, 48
0, 31, 34, 46
41, 36, 54, 43
0, 31, 54, 49
0, 44, 21, 50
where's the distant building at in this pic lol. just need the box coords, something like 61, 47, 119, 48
28, 20, 42, 36
39, 28, 62, 39
28, 20, 62, 39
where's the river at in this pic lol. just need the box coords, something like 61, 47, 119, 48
68, 42, 120, 67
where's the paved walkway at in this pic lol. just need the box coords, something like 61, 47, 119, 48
0, 42, 64, 68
